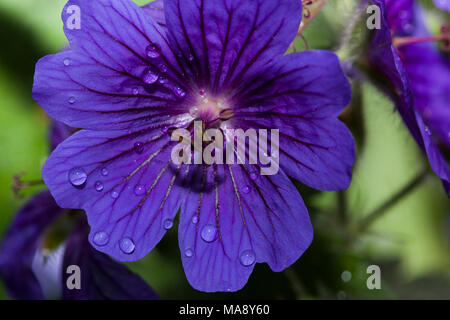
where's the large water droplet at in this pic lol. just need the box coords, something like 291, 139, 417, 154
63, 58, 71, 66
134, 142, 144, 154
239, 250, 256, 267
143, 70, 159, 84
68, 96, 76, 104
119, 237, 135, 254
68, 167, 87, 186
111, 189, 119, 199
201, 225, 217, 243
185, 248, 193, 258
134, 185, 146, 196
101, 167, 109, 176
95, 181, 104, 192
174, 86, 186, 98
146, 43, 160, 58
191, 215, 199, 224
163, 219, 173, 230
93, 231, 109, 246
189, 106, 198, 117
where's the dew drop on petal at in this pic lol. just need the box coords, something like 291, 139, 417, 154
191, 215, 199, 224
201, 225, 217, 243
134, 142, 144, 154
101, 167, 109, 176
250, 172, 258, 181
145, 43, 160, 58
68, 167, 87, 186
68, 96, 76, 104
63, 58, 71, 66
185, 248, 193, 258
110, 189, 119, 199
143, 70, 159, 84
199, 88, 206, 97
119, 237, 135, 254
239, 250, 256, 267
174, 86, 186, 98
93, 231, 109, 246
242, 185, 251, 194
188, 54, 194, 62
163, 219, 173, 230
158, 76, 168, 84
134, 185, 146, 196
95, 181, 104, 192
132, 87, 139, 95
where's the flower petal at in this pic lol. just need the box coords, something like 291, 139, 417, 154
33, 0, 190, 130
63, 218, 158, 300
142, 0, 166, 28
42, 128, 189, 261
233, 51, 355, 191
178, 164, 313, 292
0, 192, 64, 300
164, 0, 302, 91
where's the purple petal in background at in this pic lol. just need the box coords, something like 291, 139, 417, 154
63, 218, 158, 300
433, 0, 450, 11
142, 0, 166, 28
0, 192, 64, 300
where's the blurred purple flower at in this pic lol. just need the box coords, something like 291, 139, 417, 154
32, 0, 355, 292
433, 0, 450, 12
367, 0, 450, 195
0, 123, 158, 300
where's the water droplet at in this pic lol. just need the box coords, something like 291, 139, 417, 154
110, 189, 119, 199
341, 270, 352, 283
101, 167, 109, 176
95, 181, 104, 192
250, 172, 258, 181
174, 86, 186, 98
93, 231, 109, 246
425, 126, 431, 136
68, 167, 87, 186
119, 237, 135, 254
134, 185, 146, 196
63, 58, 71, 66
199, 88, 206, 97
158, 76, 168, 84
145, 43, 160, 58
159, 64, 168, 73
242, 185, 251, 194
185, 248, 193, 258
132, 87, 139, 95
201, 225, 217, 243
188, 54, 194, 61
143, 69, 159, 84
134, 142, 144, 154
163, 219, 173, 230
239, 250, 256, 266
191, 215, 199, 224
68, 96, 76, 104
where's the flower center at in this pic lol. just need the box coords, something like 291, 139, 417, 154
189, 93, 234, 126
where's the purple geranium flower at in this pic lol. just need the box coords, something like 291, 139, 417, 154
32, 0, 355, 292
366, 0, 450, 195
0, 123, 157, 300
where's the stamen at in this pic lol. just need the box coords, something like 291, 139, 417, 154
12, 171, 45, 199
393, 24, 450, 51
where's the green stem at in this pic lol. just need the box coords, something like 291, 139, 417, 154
358, 169, 429, 232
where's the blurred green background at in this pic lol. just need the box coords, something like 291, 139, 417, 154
0, 0, 448, 299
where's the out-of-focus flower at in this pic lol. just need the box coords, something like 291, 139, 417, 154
0, 123, 158, 300
32, 0, 355, 292
365, 0, 450, 195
